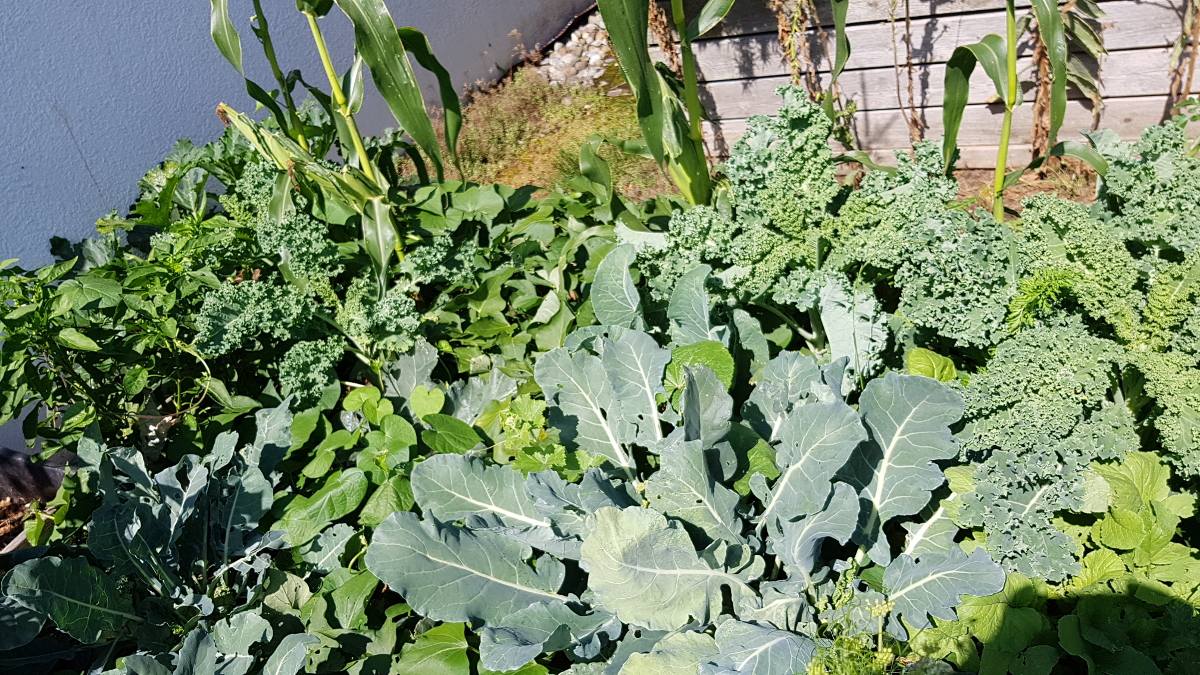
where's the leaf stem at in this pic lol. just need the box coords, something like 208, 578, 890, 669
253, 0, 309, 152
305, 12, 377, 184
671, 0, 706, 148
993, 0, 1019, 222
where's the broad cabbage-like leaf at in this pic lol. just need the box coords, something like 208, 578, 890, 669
413, 454, 550, 528
261, 633, 320, 675
668, 265, 721, 346
602, 330, 671, 446
526, 468, 640, 541
211, 611, 273, 675
699, 620, 816, 675
365, 511, 569, 626
580, 507, 759, 631
447, 368, 519, 425
772, 482, 860, 580
381, 338, 438, 401
593, 244, 643, 329
883, 547, 1006, 639
900, 500, 962, 558
738, 580, 813, 632
619, 631, 718, 675
755, 400, 866, 529
645, 436, 744, 546
742, 352, 823, 442
840, 373, 964, 562
536, 347, 636, 476
480, 601, 621, 671
819, 278, 888, 390
299, 524, 356, 574
0, 594, 45, 651
1, 556, 135, 643
681, 367, 734, 456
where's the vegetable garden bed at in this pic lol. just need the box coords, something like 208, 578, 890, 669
0, 0, 1197, 674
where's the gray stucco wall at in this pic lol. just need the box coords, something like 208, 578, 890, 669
0, 0, 591, 271
0, 0, 590, 451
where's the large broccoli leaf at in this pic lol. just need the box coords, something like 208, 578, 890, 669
755, 400, 866, 530
411, 454, 582, 558
698, 619, 817, 675
771, 481, 860, 580
841, 373, 964, 562
601, 330, 671, 447
365, 511, 569, 626
620, 631, 719, 675
819, 278, 888, 390
593, 244, 643, 329
884, 548, 1006, 640
1, 556, 136, 644
580, 507, 759, 631
412, 454, 549, 528
645, 436, 745, 547
480, 602, 621, 672
536, 347, 637, 477
668, 264, 720, 346
742, 352, 823, 442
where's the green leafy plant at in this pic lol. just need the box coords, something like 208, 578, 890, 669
596, 0, 742, 206
362, 309, 1006, 674
941, 0, 1105, 219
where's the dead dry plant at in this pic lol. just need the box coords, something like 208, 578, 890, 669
649, 2, 681, 76
888, 0, 924, 143
1169, 0, 1200, 108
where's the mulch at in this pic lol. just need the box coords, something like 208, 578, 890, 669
0, 499, 27, 549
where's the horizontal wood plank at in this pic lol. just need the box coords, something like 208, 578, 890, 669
703, 95, 1180, 161
664, 0, 1185, 82
655, 0, 1039, 41
699, 47, 1173, 117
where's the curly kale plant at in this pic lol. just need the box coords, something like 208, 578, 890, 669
627, 86, 841, 303
826, 143, 1018, 349
953, 319, 1137, 582
1010, 192, 1200, 475
1097, 122, 1200, 254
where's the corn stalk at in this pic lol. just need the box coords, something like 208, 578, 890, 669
598, 0, 742, 206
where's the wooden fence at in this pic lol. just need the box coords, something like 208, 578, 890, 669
654, 0, 1194, 166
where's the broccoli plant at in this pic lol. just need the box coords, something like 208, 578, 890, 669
0, 402, 323, 672
361, 291, 1005, 673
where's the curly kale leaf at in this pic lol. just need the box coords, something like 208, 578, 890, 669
1130, 350, 1200, 476
630, 205, 806, 302
1018, 194, 1142, 342
399, 231, 479, 292
630, 87, 841, 304
1100, 121, 1200, 254
258, 212, 343, 283
723, 85, 841, 241
195, 277, 314, 356
958, 320, 1138, 581
827, 143, 1015, 347
279, 338, 343, 407
337, 276, 422, 352
1174, 305, 1200, 356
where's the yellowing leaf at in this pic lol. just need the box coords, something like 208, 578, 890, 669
906, 347, 958, 382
